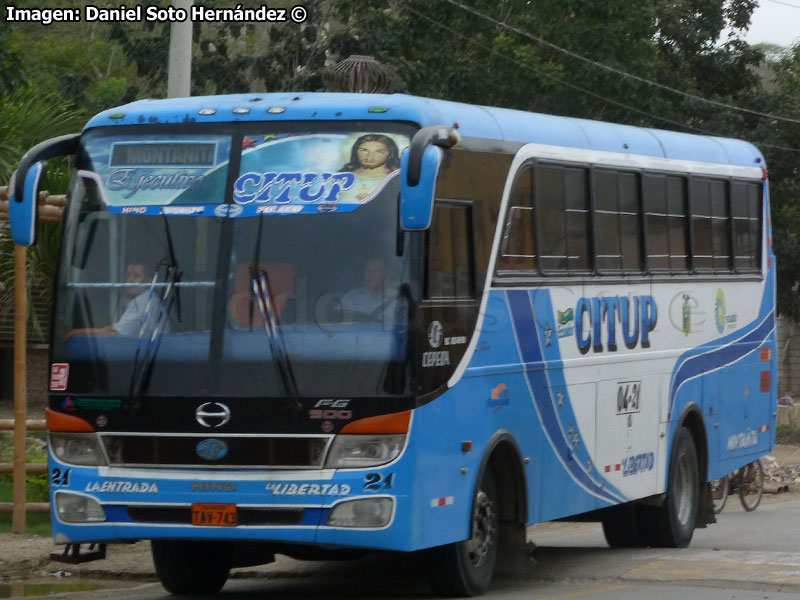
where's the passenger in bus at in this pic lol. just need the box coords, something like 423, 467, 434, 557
341, 258, 407, 326
65, 263, 163, 340
340, 134, 401, 202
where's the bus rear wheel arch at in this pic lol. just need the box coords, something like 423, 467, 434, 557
602, 422, 704, 549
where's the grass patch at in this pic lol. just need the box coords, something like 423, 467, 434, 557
0, 431, 51, 535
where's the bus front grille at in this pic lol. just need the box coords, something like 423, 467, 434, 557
100, 434, 331, 468
127, 505, 305, 526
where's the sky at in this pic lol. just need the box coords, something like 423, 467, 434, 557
744, 0, 800, 48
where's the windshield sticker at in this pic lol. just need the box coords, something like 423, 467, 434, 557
80, 133, 232, 212
84, 131, 409, 216
233, 132, 410, 214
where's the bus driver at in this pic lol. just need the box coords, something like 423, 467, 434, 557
65, 263, 162, 340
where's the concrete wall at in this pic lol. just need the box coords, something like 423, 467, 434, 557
777, 316, 800, 397
27, 346, 49, 416
0, 345, 48, 418
778, 405, 800, 430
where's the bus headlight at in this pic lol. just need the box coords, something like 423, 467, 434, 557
50, 433, 106, 466
324, 435, 405, 468
327, 498, 393, 528
55, 492, 106, 523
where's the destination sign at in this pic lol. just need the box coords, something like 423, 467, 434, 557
110, 142, 216, 167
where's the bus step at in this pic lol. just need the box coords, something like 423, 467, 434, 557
50, 543, 107, 564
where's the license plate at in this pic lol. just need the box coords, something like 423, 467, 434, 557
191, 503, 237, 527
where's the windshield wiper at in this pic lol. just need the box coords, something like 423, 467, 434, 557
127, 215, 183, 400
250, 265, 301, 405
248, 214, 302, 409
127, 258, 181, 400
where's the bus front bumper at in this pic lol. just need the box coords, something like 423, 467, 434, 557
49, 464, 412, 551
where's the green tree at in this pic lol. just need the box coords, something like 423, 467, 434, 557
755, 44, 800, 320
0, 21, 26, 96
0, 90, 85, 336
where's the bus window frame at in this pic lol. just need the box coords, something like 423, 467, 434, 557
493, 159, 765, 286
496, 161, 537, 277
424, 198, 478, 304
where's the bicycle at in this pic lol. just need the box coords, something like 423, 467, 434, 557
710, 459, 764, 514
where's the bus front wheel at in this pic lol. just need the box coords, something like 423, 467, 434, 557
151, 540, 232, 596
426, 471, 499, 597
644, 426, 699, 548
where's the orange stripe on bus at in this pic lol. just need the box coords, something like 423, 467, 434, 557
339, 410, 411, 434
46, 408, 95, 432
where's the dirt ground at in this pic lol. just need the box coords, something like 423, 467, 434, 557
1, 444, 799, 583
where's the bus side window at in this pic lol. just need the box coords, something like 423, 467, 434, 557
690, 178, 731, 272
427, 202, 475, 299
731, 181, 762, 272
643, 174, 689, 272
592, 169, 641, 274
496, 166, 535, 274
537, 164, 591, 274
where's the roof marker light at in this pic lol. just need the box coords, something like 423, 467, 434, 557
198, 108, 217, 116
368, 107, 388, 113
109, 113, 125, 120
233, 107, 251, 115
267, 107, 286, 114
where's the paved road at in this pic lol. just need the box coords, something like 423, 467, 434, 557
8, 492, 800, 599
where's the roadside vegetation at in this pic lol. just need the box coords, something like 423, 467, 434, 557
0, 431, 50, 535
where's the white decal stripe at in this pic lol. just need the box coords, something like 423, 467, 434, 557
670, 322, 775, 412
97, 468, 337, 481
504, 295, 625, 505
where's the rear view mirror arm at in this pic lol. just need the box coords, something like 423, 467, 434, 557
13, 133, 81, 202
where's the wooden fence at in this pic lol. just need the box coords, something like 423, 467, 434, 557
0, 186, 65, 221
0, 419, 50, 515
1, 184, 63, 532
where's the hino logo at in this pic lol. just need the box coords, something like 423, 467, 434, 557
196, 402, 231, 428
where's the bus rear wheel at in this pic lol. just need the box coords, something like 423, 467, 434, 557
426, 471, 499, 597
151, 540, 232, 596
642, 426, 699, 548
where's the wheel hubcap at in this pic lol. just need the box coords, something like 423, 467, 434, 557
466, 489, 496, 568
675, 450, 693, 525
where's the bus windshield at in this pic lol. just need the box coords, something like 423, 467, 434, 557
52, 126, 419, 399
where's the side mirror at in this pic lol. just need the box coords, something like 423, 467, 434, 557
9, 133, 81, 246
9, 162, 44, 246
400, 126, 460, 231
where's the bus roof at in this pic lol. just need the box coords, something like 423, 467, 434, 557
86, 92, 765, 168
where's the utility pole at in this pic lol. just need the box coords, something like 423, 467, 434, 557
167, 0, 193, 98
11, 245, 27, 534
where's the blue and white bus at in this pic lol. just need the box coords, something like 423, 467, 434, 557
9, 93, 775, 596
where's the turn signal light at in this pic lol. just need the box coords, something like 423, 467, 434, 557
46, 409, 94, 432
339, 410, 411, 434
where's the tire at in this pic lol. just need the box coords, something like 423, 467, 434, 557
710, 475, 729, 514
642, 427, 699, 548
601, 505, 646, 548
426, 471, 499, 597
738, 459, 764, 512
151, 540, 232, 596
